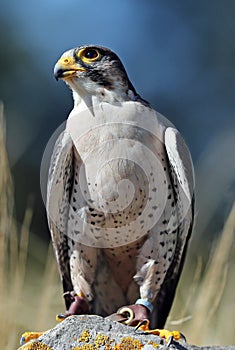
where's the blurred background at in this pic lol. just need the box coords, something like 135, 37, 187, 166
0, 0, 235, 348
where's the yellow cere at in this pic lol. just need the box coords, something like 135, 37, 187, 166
58, 56, 75, 66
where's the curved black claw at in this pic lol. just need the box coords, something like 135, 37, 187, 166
166, 336, 174, 347
179, 332, 187, 342
56, 313, 68, 321
167, 332, 187, 344
20, 336, 25, 346
20, 331, 44, 345
135, 319, 150, 332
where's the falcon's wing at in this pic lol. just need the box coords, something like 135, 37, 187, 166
47, 129, 75, 299
153, 126, 195, 327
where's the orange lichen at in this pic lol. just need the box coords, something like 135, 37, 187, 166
94, 333, 110, 347
72, 345, 95, 350
78, 329, 91, 342
20, 342, 52, 350
113, 336, 143, 350
71, 330, 163, 349
147, 341, 159, 348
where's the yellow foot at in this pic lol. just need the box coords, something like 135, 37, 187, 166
56, 314, 67, 322
20, 332, 44, 345
135, 319, 182, 341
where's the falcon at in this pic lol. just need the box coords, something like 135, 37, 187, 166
48, 45, 194, 332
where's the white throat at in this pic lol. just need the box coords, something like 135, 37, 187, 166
65, 75, 138, 115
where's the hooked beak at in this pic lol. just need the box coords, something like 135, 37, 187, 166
54, 56, 86, 80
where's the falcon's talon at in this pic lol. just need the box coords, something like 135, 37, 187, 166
135, 318, 150, 332
179, 332, 187, 342
63, 291, 76, 300
166, 336, 174, 347
56, 313, 68, 322
20, 331, 44, 345
151, 329, 181, 341
135, 319, 182, 342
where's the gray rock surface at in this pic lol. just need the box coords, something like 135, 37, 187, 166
18, 315, 235, 350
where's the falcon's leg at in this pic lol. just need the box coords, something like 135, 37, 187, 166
57, 242, 97, 320
109, 235, 182, 341
56, 291, 89, 321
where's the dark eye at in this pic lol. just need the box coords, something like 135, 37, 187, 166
84, 49, 99, 59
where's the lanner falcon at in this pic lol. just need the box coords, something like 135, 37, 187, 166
48, 45, 194, 331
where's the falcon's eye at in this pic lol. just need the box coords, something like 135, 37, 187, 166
84, 49, 99, 59
79, 48, 101, 63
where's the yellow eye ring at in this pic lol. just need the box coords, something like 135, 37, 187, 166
78, 48, 101, 63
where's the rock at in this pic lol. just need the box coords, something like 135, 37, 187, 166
17, 315, 235, 350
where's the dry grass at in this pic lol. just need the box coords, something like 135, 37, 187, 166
0, 101, 20, 348
0, 103, 234, 348
187, 203, 235, 344
168, 203, 235, 345
0, 104, 62, 349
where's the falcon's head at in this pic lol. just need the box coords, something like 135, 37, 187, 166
54, 45, 142, 103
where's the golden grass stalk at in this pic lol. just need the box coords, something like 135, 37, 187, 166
0, 104, 61, 348
0, 104, 32, 348
0, 102, 14, 297
0, 103, 16, 347
35, 242, 60, 330
188, 202, 235, 344
168, 256, 202, 327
